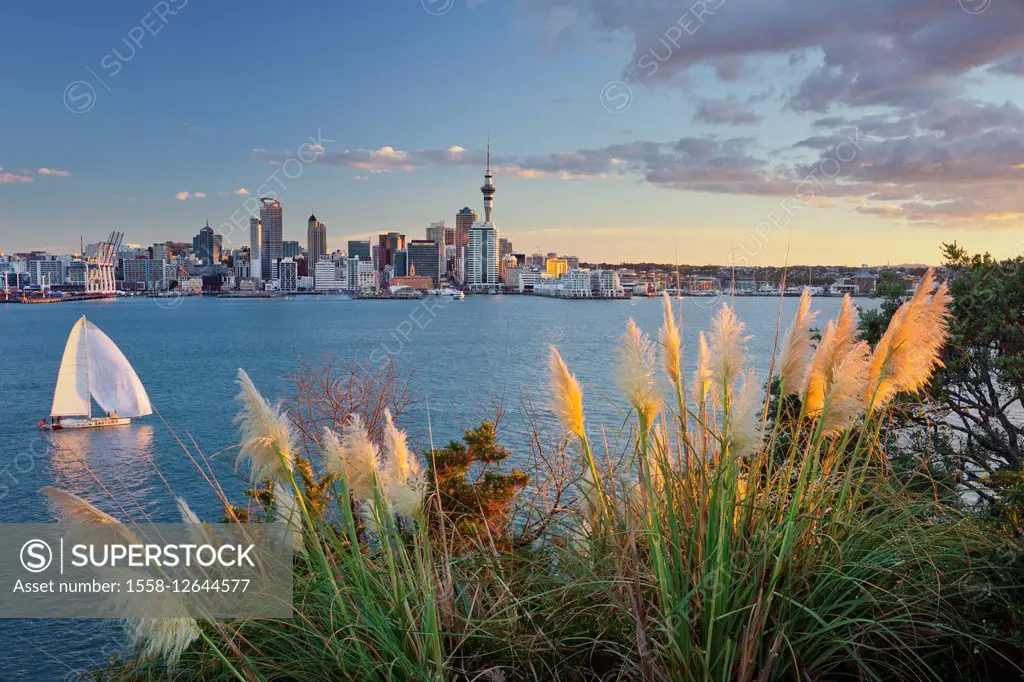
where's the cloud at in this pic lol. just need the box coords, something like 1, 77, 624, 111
175, 192, 191, 200
232, 187, 250, 196
694, 98, 763, 125
0, 167, 33, 184
193, 192, 207, 199
524, 0, 1024, 112
37, 168, 71, 177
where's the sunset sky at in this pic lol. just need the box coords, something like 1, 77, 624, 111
3, 0, 1024, 265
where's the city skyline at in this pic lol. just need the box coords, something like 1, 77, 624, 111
4, 1, 1024, 265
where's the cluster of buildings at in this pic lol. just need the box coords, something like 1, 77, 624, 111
1, 146, 629, 300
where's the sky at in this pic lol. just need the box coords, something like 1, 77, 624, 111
3, 0, 1024, 266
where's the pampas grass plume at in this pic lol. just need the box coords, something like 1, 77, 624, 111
549, 346, 586, 438
234, 368, 294, 484
778, 289, 818, 395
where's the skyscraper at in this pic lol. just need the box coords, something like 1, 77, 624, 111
377, 232, 405, 271
408, 240, 441, 287
347, 240, 371, 261
249, 217, 262, 282
499, 237, 513, 261
307, 213, 327, 263
426, 222, 448, 282
283, 240, 301, 259
467, 223, 499, 290
455, 207, 477, 247
192, 222, 220, 265
259, 198, 283, 281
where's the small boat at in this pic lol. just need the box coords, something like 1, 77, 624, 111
43, 316, 152, 430
426, 287, 465, 300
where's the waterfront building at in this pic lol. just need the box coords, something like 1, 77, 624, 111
28, 256, 65, 287
566, 256, 580, 270
408, 239, 440, 286
259, 198, 283, 281
314, 259, 344, 291
347, 239, 371, 261
283, 240, 301, 259
546, 258, 568, 278
192, 223, 221, 265
122, 258, 168, 291
278, 257, 298, 292
504, 266, 539, 293
393, 275, 432, 290
528, 253, 545, 268
347, 256, 378, 293
590, 270, 627, 298
853, 266, 877, 295
307, 214, 327, 263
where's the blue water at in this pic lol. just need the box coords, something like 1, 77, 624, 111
0, 294, 873, 680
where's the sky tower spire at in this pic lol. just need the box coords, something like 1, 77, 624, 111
481, 135, 495, 223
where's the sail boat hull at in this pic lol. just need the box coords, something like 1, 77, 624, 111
48, 416, 132, 430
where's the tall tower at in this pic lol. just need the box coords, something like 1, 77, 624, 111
481, 139, 495, 224
307, 213, 327, 263
259, 198, 283, 281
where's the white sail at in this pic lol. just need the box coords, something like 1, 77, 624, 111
50, 318, 91, 417
83, 320, 153, 418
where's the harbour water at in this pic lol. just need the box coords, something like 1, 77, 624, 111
0, 294, 874, 680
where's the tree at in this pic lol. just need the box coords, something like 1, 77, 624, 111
428, 420, 529, 549
930, 242, 1024, 499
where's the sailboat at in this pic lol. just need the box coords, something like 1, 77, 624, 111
43, 316, 152, 430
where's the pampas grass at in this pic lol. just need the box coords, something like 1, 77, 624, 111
778, 289, 818, 395
381, 408, 427, 521
691, 331, 712, 405
659, 293, 683, 392
40, 486, 199, 665
708, 304, 750, 399
867, 269, 952, 412
125, 618, 201, 667
323, 415, 381, 502
234, 368, 295, 484
729, 369, 763, 459
618, 317, 660, 426
550, 346, 586, 438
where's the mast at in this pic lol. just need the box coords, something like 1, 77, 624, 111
82, 316, 91, 419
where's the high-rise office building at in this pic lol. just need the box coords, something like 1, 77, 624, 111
249, 217, 262, 282
455, 207, 477, 247
425, 222, 448, 281
393, 250, 408, 278
499, 237, 513, 261
347, 240, 371, 261
283, 241, 301, 259
408, 240, 440, 286
467, 223, 499, 290
307, 214, 327, 263
377, 232, 405, 271
259, 198, 283, 281
192, 222, 220, 265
